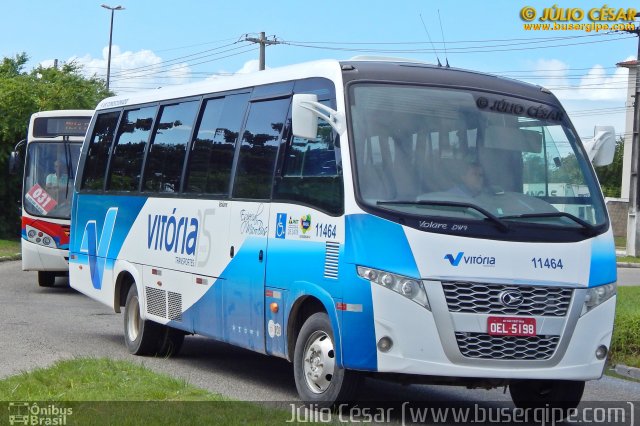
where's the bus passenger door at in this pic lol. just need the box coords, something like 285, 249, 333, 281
222, 95, 291, 352
225, 201, 271, 351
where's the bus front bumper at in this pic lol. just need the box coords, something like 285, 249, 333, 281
370, 282, 615, 381
22, 240, 69, 272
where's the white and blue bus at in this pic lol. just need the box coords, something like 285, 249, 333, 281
69, 58, 617, 408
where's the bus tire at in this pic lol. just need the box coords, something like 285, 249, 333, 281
509, 379, 584, 413
124, 285, 161, 356
293, 312, 361, 407
38, 271, 55, 287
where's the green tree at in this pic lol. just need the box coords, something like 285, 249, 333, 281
595, 137, 624, 198
0, 53, 110, 238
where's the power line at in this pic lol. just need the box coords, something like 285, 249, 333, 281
109, 41, 247, 78
280, 34, 635, 54
284, 32, 612, 45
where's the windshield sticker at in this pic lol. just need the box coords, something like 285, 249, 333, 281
476, 96, 564, 122
25, 184, 58, 215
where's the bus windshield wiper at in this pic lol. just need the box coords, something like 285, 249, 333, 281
501, 212, 597, 234
377, 200, 509, 232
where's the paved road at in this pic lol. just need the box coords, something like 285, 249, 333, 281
617, 267, 640, 286
1, 260, 638, 408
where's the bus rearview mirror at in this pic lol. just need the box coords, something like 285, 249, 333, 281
583, 126, 615, 167
292, 94, 320, 140
292, 94, 344, 140
9, 151, 20, 175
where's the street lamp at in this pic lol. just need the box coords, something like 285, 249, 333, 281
101, 4, 125, 92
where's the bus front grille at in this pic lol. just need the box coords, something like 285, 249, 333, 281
441, 282, 572, 317
455, 332, 559, 360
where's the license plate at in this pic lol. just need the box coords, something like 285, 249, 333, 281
487, 316, 536, 337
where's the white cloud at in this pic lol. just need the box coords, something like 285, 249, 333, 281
206, 59, 263, 82
38, 52, 261, 94
530, 57, 630, 102
38, 45, 193, 93
235, 59, 260, 74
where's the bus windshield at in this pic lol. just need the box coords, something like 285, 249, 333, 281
349, 83, 607, 231
23, 142, 81, 219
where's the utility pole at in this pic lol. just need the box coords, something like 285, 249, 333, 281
244, 32, 280, 70
623, 25, 640, 256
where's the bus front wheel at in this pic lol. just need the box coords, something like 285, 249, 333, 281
293, 312, 361, 407
123, 285, 184, 357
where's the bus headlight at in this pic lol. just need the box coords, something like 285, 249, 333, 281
581, 283, 616, 316
357, 266, 430, 310
25, 225, 58, 249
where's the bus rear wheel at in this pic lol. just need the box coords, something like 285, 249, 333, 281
509, 379, 585, 413
38, 271, 55, 287
123, 285, 184, 357
293, 312, 361, 408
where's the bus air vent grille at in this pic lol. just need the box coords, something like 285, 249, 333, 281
324, 241, 340, 279
168, 291, 183, 322
442, 282, 572, 317
146, 286, 167, 318
455, 332, 559, 360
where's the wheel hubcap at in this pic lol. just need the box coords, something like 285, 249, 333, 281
126, 295, 141, 341
303, 331, 336, 394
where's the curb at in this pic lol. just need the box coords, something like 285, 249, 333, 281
0, 254, 20, 263
614, 364, 640, 380
617, 262, 640, 268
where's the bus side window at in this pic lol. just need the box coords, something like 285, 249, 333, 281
81, 111, 120, 191
232, 97, 290, 200
106, 106, 157, 192
273, 115, 343, 215
184, 93, 249, 196
143, 100, 199, 193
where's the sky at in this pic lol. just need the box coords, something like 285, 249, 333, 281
1, 0, 638, 139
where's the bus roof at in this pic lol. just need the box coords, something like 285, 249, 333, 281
95, 59, 346, 111
95, 57, 552, 111
30, 109, 94, 119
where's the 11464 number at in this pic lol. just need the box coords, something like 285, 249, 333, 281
315, 223, 337, 239
531, 257, 563, 269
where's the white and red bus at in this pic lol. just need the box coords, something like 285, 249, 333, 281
16, 110, 92, 286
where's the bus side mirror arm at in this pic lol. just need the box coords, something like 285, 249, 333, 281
292, 94, 344, 140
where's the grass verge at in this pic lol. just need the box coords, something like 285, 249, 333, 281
610, 287, 640, 368
0, 239, 20, 258
0, 358, 299, 425
616, 255, 640, 264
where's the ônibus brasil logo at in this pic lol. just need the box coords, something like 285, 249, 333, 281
444, 252, 496, 267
